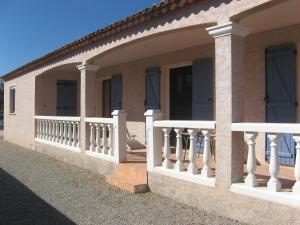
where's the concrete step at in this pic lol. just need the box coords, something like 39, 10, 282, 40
106, 163, 148, 193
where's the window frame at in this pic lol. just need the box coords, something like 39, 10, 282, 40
9, 85, 16, 114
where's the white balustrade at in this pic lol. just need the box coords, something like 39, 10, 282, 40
85, 110, 127, 163
35, 116, 81, 151
231, 123, 300, 208
145, 110, 216, 187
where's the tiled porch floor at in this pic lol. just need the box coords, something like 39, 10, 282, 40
126, 148, 296, 192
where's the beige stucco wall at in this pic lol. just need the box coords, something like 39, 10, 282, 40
35, 71, 81, 116
4, 72, 36, 149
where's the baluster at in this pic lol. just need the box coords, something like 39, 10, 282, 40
245, 132, 258, 187
63, 121, 68, 145
102, 124, 108, 154
162, 128, 172, 169
108, 124, 113, 156
48, 120, 52, 141
267, 134, 281, 192
55, 121, 60, 143
76, 122, 80, 148
95, 124, 101, 153
67, 122, 72, 146
174, 128, 184, 172
51, 121, 56, 142
44, 120, 47, 140
89, 123, 96, 151
36, 119, 40, 138
293, 135, 300, 194
72, 122, 77, 147
42, 120, 45, 139
59, 121, 63, 144
201, 130, 212, 177
188, 129, 197, 174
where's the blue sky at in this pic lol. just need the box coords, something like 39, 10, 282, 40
0, 0, 158, 76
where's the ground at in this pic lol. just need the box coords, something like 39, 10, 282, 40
0, 138, 247, 225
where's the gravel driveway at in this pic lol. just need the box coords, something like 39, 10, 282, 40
0, 139, 247, 225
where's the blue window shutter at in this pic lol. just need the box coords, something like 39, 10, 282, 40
192, 58, 213, 120
145, 67, 161, 110
111, 74, 122, 111
265, 44, 297, 166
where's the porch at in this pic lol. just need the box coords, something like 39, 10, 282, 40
31, 0, 300, 216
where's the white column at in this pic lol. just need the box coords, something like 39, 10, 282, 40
89, 123, 96, 151
55, 121, 60, 143
201, 130, 212, 177
63, 121, 68, 145
108, 124, 113, 156
112, 110, 127, 163
162, 128, 172, 169
102, 124, 108, 154
293, 135, 300, 194
174, 128, 184, 172
267, 133, 281, 192
245, 132, 258, 187
77, 64, 99, 152
144, 110, 163, 171
188, 129, 198, 174
95, 123, 101, 153
207, 22, 250, 186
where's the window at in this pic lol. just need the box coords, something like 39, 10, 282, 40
9, 86, 16, 114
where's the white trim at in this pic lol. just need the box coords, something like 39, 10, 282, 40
206, 22, 250, 38
153, 120, 216, 129
77, 64, 100, 71
153, 167, 215, 187
85, 150, 117, 163
231, 183, 300, 208
35, 116, 80, 122
232, 123, 300, 134
85, 117, 113, 124
35, 138, 81, 153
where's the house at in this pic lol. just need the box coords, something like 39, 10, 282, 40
2, 0, 300, 224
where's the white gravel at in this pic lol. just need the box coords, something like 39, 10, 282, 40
0, 139, 248, 225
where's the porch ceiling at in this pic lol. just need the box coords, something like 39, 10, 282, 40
239, 0, 300, 34
91, 26, 213, 68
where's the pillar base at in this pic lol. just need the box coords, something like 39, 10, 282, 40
245, 176, 257, 187
293, 181, 300, 194
162, 159, 172, 169
201, 167, 212, 178
267, 179, 281, 192
175, 161, 184, 172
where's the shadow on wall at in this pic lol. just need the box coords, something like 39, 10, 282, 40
0, 168, 76, 225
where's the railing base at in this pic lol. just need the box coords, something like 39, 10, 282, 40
153, 167, 215, 188
35, 139, 81, 153
231, 183, 300, 208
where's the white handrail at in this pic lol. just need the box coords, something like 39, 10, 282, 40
35, 115, 80, 122
232, 123, 300, 134
85, 117, 113, 124
153, 120, 216, 129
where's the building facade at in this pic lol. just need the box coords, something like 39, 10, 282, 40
2, 0, 300, 224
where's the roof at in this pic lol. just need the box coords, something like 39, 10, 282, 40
2, 0, 207, 81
